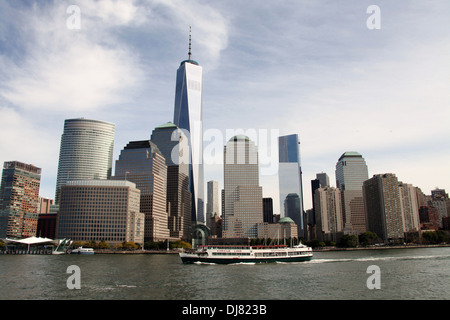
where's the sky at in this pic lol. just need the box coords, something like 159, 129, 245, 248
0, 0, 449, 215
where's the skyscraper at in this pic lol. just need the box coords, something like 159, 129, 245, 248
55, 118, 115, 203
151, 122, 191, 240
207, 180, 220, 227
335, 151, 369, 235
316, 172, 330, 188
0, 161, 41, 239
314, 186, 344, 242
114, 140, 170, 242
430, 188, 448, 228
398, 182, 420, 233
173, 28, 204, 224
223, 135, 263, 239
278, 134, 304, 238
363, 173, 404, 242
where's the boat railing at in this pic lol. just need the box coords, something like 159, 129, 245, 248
198, 245, 290, 250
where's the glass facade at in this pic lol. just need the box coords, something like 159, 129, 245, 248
173, 60, 204, 224
55, 118, 115, 203
114, 140, 169, 241
151, 123, 191, 240
278, 134, 304, 238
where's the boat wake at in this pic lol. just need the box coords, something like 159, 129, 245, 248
193, 261, 257, 266
291, 254, 450, 265
194, 261, 218, 265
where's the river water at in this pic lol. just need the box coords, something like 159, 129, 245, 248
1, 247, 449, 300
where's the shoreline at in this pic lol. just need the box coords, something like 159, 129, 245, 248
313, 243, 450, 252
93, 244, 450, 254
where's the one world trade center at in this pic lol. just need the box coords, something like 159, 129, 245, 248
173, 28, 205, 224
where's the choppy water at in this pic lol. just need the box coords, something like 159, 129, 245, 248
1, 247, 449, 300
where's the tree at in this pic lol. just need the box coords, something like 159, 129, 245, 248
171, 240, 191, 249
339, 234, 358, 248
307, 239, 321, 248
98, 240, 110, 249
423, 230, 450, 244
359, 232, 378, 246
122, 241, 139, 250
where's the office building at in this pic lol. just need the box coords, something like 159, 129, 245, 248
223, 135, 263, 239
0, 161, 41, 239
55, 118, 115, 203
335, 151, 369, 235
206, 180, 220, 228
314, 186, 344, 242
418, 206, 440, 230
257, 217, 298, 240
151, 122, 191, 240
316, 172, 330, 188
56, 180, 144, 246
278, 134, 305, 237
37, 197, 56, 239
363, 173, 404, 242
173, 28, 204, 223
114, 140, 170, 242
430, 188, 448, 228
398, 182, 420, 233
263, 198, 274, 223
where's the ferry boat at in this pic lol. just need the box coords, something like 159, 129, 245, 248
70, 247, 95, 255
179, 244, 313, 264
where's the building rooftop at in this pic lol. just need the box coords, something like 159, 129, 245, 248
65, 180, 137, 188
229, 135, 250, 142
180, 59, 199, 66
338, 151, 362, 161
123, 140, 161, 154
155, 122, 178, 130
278, 217, 295, 224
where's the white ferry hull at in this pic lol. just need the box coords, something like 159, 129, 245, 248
179, 245, 313, 264
180, 253, 312, 264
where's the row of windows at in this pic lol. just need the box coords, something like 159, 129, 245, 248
212, 252, 251, 256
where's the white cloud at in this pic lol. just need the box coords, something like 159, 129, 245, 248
78, 0, 148, 27
146, 0, 229, 68
0, 1, 145, 113
0, 106, 59, 184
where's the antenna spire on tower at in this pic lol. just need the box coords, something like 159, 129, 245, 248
188, 26, 192, 60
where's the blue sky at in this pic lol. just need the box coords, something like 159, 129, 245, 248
0, 0, 449, 213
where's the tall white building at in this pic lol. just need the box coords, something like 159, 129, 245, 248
173, 28, 204, 224
335, 151, 369, 235
55, 118, 115, 203
223, 135, 263, 239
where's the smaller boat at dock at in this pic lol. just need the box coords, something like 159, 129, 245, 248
70, 247, 95, 255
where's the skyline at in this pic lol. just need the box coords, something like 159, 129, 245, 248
0, 1, 449, 215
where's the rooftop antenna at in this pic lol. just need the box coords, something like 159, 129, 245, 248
188, 26, 192, 60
